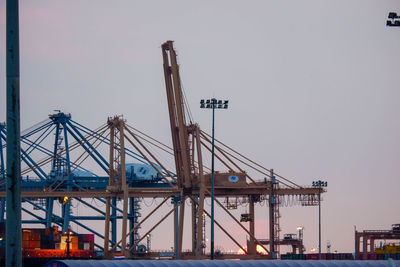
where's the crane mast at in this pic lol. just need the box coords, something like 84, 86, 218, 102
162, 41, 192, 189
162, 41, 207, 258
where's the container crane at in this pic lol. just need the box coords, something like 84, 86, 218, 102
162, 40, 208, 257
0, 40, 326, 260
160, 40, 324, 259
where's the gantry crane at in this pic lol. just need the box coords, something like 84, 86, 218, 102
0, 40, 325, 260
0, 113, 168, 252
160, 40, 324, 259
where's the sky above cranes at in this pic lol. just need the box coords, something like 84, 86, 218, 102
1, 0, 400, 254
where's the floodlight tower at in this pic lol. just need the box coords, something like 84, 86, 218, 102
200, 98, 228, 260
312, 180, 328, 260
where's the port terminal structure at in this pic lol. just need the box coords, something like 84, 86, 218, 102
0, 41, 325, 260
258, 233, 304, 255
355, 224, 400, 260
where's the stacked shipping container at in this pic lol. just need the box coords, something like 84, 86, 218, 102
0, 223, 96, 259
281, 253, 353, 260
281, 253, 400, 260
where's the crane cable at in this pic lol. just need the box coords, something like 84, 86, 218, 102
126, 124, 173, 155
46, 125, 109, 191
201, 130, 302, 189
21, 123, 108, 175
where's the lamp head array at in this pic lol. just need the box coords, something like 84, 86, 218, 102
200, 99, 229, 109
387, 12, 400, 27
312, 180, 328, 187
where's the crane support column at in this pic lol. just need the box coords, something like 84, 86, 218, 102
173, 196, 180, 259
195, 126, 205, 257
369, 238, 374, 254
45, 198, 54, 228
120, 122, 128, 257
363, 235, 368, 260
191, 198, 197, 253
62, 200, 71, 233
104, 118, 115, 259
178, 196, 185, 255
112, 198, 117, 247
104, 197, 111, 258
249, 196, 256, 255
129, 197, 135, 248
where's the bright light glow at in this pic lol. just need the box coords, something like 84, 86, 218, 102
237, 246, 245, 255
237, 245, 268, 255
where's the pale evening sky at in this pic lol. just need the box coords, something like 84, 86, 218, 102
1, 0, 399, 254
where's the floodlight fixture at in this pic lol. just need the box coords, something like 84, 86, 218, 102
389, 12, 398, 19
200, 98, 229, 109
387, 12, 400, 27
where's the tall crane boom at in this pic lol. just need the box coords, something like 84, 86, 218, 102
162, 41, 192, 189
162, 41, 207, 258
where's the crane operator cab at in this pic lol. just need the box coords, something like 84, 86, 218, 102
392, 224, 400, 233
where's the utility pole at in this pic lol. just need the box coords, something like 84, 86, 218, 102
6, 0, 22, 266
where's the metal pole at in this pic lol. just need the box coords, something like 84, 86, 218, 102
210, 100, 215, 260
129, 198, 135, 248
66, 230, 71, 258
318, 185, 321, 260
120, 122, 128, 257
354, 225, 357, 259
269, 169, 275, 259
175, 197, 179, 259
6, 0, 22, 265
112, 197, 117, 246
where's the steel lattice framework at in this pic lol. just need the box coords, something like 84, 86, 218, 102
0, 41, 326, 260
0, 112, 171, 251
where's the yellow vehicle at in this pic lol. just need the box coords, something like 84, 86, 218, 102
376, 243, 400, 254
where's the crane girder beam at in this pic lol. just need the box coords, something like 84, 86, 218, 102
0, 186, 321, 198
189, 186, 322, 197
0, 189, 182, 198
